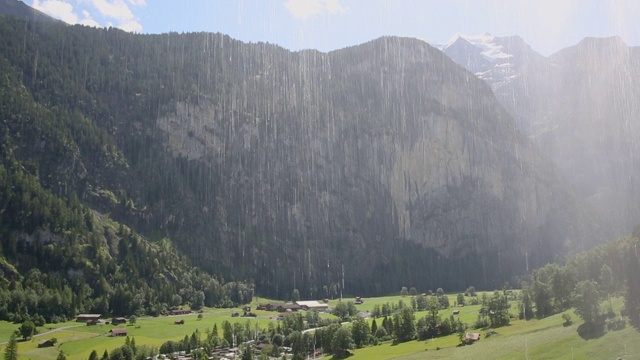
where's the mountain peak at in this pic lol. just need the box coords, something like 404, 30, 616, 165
0, 0, 58, 23
443, 32, 512, 62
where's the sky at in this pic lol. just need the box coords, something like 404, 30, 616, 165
29, 0, 640, 56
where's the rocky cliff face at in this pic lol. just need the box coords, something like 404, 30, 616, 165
0, 15, 600, 296
149, 36, 597, 293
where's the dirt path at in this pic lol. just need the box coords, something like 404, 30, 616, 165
0, 324, 83, 345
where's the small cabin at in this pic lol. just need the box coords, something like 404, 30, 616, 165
110, 328, 128, 337
38, 340, 54, 348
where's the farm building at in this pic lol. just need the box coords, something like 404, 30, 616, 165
110, 328, 128, 337
38, 339, 54, 348
111, 317, 127, 325
76, 314, 101, 322
169, 309, 191, 316
295, 301, 329, 311
465, 332, 481, 343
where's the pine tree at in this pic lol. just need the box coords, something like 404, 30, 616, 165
4, 333, 18, 360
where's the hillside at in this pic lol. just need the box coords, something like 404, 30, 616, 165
0, 13, 602, 302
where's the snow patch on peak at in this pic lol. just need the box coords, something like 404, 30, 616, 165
443, 32, 512, 62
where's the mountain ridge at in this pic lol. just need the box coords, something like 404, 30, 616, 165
0, 11, 605, 303
444, 32, 640, 241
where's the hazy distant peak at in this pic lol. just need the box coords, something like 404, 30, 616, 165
443, 32, 513, 62
579, 35, 626, 46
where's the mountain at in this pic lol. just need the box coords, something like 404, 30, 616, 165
442, 33, 547, 94
0, 0, 57, 23
0, 12, 602, 303
443, 33, 640, 240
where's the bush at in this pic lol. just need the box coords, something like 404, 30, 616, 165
562, 313, 573, 326
473, 317, 489, 329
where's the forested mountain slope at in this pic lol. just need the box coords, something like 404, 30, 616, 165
0, 14, 601, 301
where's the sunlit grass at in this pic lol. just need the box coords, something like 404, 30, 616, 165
2, 295, 635, 359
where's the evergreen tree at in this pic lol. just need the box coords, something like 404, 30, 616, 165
241, 345, 253, 360
4, 332, 18, 360
88, 350, 99, 360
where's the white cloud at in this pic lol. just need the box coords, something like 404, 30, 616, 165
86, 0, 135, 22
285, 0, 348, 19
82, 0, 145, 32
79, 9, 100, 27
325, 0, 347, 15
31, 0, 143, 32
32, 0, 78, 24
117, 19, 142, 32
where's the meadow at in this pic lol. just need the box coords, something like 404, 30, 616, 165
1, 294, 638, 359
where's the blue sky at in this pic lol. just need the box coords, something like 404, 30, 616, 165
30, 0, 640, 56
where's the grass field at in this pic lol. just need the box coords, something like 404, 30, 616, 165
1, 294, 638, 359
0, 306, 281, 359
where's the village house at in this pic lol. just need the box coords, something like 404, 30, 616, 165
110, 328, 128, 337
111, 317, 127, 325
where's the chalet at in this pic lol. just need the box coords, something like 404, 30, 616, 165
38, 340, 54, 348
453, 310, 460, 315
174, 319, 185, 325
111, 317, 127, 325
295, 301, 329, 311
86, 319, 98, 326
464, 332, 481, 343
110, 328, 128, 337
76, 314, 101, 322
169, 309, 191, 316
354, 297, 364, 305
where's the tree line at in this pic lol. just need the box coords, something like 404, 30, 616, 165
518, 228, 640, 336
